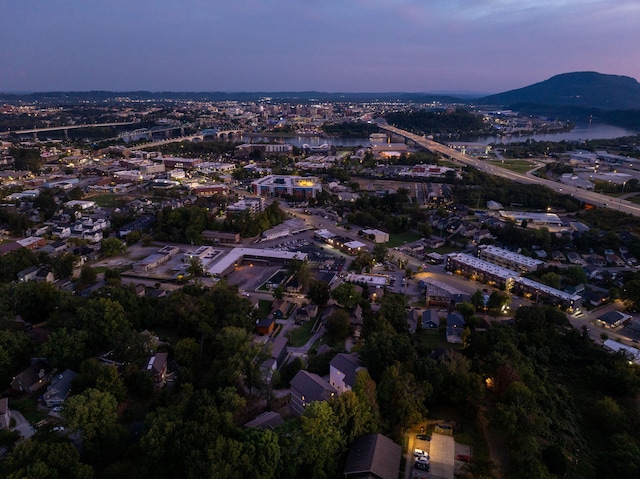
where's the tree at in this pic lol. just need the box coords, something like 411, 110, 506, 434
64, 388, 118, 440
187, 257, 204, 277
325, 309, 350, 342
79, 264, 97, 286
331, 283, 359, 308
307, 279, 330, 306
298, 401, 345, 479
101, 237, 126, 257
456, 301, 476, 321
372, 243, 388, 263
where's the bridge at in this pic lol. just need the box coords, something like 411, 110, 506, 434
0, 121, 138, 139
128, 129, 244, 151
378, 123, 640, 218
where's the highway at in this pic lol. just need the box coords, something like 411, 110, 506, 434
378, 124, 640, 217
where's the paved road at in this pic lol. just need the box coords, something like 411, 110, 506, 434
379, 124, 640, 217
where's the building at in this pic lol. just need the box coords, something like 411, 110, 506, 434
146, 353, 168, 388
446, 312, 465, 344
11, 360, 52, 393
162, 157, 202, 170
477, 245, 544, 273
343, 433, 402, 479
596, 311, 632, 329
226, 197, 265, 214
251, 175, 322, 199
236, 143, 294, 157
202, 230, 241, 244
206, 247, 307, 277
256, 318, 275, 336
361, 228, 389, 244
498, 210, 564, 232
0, 398, 11, 429
43, 369, 78, 407
329, 353, 366, 395
290, 370, 337, 417
422, 309, 441, 329
244, 411, 285, 430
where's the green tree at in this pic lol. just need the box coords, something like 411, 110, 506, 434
325, 309, 350, 342
79, 264, 97, 286
298, 401, 345, 479
307, 279, 330, 306
64, 388, 118, 441
372, 243, 388, 263
101, 237, 126, 257
331, 283, 359, 308
377, 363, 426, 431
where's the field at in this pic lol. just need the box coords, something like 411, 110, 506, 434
89, 194, 135, 208
386, 231, 423, 248
491, 159, 536, 174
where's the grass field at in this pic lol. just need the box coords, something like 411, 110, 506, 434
492, 159, 536, 174
386, 231, 423, 248
287, 320, 315, 347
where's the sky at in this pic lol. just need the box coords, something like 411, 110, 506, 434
1, 0, 639, 94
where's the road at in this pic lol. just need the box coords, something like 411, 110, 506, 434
378, 124, 640, 217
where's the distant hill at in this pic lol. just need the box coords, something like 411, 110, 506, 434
477, 72, 640, 110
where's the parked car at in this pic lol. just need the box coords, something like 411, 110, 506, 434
416, 455, 430, 464
52, 426, 64, 432
413, 449, 427, 457
456, 454, 471, 462
416, 434, 431, 441
415, 462, 430, 471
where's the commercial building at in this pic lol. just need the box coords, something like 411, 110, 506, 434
226, 197, 265, 215
251, 175, 322, 199
206, 247, 308, 277
361, 228, 390, 244
202, 230, 241, 244
498, 210, 564, 231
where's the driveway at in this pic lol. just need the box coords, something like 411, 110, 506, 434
10, 410, 35, 441
427, 433, 455, 479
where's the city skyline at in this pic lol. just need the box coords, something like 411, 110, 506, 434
1, 0, 639, 94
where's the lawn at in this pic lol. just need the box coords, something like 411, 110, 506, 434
415, 329, 459, 350
258, 299, 272, 318
492, 159, 536, 174
386, 231, 423, 248
287, 320, 315, 347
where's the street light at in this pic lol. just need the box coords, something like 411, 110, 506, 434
619, 181, 627, 211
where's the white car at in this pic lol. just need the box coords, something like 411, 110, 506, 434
416, 455, 430, 464
413, 448, 427, 457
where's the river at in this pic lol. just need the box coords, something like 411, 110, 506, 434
240, 123, 639, 149
473, 123, 639, 145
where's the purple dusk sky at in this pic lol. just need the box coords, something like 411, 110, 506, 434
1, 0, 639, 94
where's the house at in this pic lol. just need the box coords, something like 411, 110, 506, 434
407, 309, 421, 333
0, 397, 11, 429
296, 304, 318, 323
146, 353, 168, 388
596, 311, 632, 329
446, 312, 465, 344
349, 304, 363, 326
244, 411, 285, 430
43, 369, 78, 407
343, 433, 402, 479
567, 251, 586, 266
422, 309, 441, 329
256, 318, 275, 336
17, 265, 39, 282
35, 267, 55, 283
330, 353, 366, 395
290, 370, 337, 416
585, 290, 610, 307
266, 335, 288, 371
11, 360, 52, 393
271, 299, 289, 319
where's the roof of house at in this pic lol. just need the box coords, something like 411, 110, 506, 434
447, 312, 465, 327
343, 433, 402, 479
147, 353, 168, 375
12, 360, 51, 388
244, 411, 285, 430
44, 369, 78, 403
290, 370, 336, 403
330, 353, 365, 388
269, 335, 288, 359
422, 309, 441, 326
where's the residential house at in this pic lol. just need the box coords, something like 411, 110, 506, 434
256, 318, 275, 336
146, 352, 168, 388
0, 397, 11, 429
271, 300, 290, 319
296, 304, 318, 323
422, 309, 441, 329
349, 304, 363, 327
35, 267, 55, 283
244, 411, 285, 430
290, 370, 337, 416
43, 369, 78, 407
446, 312, 465, 344
17, 265, 39, 282
329, 353, 366, 395
567, 251, 586, 266
263, 335, 288, 373
407, 309, 421, 334
343, 433, 402, 479
11, 360, 52, 393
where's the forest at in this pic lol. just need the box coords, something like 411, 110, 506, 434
1, 266, 639, 479
384, 109, 492, 137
